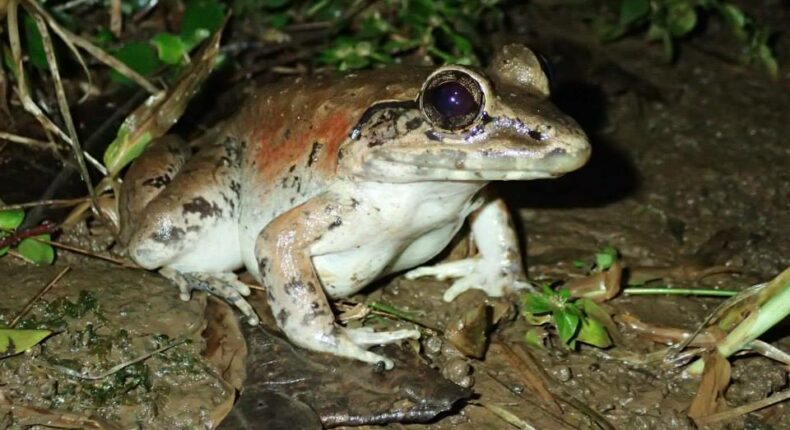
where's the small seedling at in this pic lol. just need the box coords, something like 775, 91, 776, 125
521, 285, 612, 348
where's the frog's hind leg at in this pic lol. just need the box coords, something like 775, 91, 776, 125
120, 136, 256, 323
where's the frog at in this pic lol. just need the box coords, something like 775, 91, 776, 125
118, 44, 591, 369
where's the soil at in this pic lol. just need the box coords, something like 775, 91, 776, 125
1, 1, 789, 429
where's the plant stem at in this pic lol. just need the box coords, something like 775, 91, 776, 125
623, 287, 738, 297
687, 268, 790, 374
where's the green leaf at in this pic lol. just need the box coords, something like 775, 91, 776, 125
667, 3, 697, 37
181, 0, 225, 49
576, 316, 612, 348
524, 328, 545, 349
151, 33, 188, 65
756, 44, 778, 79
718, 4, 745, 29
17, 234, 54, 265
111, 42, 160, 85
0, 209, 24, 230
553, 308, 581, 345
0, 328, 52, 357
23, 13, 48, 70
522, 293, 552, 314
595, 246, 619, 270
619, 0, 649, 27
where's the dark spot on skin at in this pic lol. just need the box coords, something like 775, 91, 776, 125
528, 129, 544, 140
266, 288, 275, 301
310, 301, 320, 310
308, 141, 323, 167
328, 217, 342, 230
276, 309, 291, 326
405, 116, 423, 131
283, 128, 291, 140
289, 164, 296, 173
258, 257, 269, 274
350, 198, 360, 208
142, 175, 171, 188
230, 181, 241, 199
150, 226, 185, 243
284, 279, 317, 298
290, 197, 295, 204
186, 225, 201, 233
183, 197, 223, 219
425, 130, 442, 141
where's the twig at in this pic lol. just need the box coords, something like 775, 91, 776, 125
10, 266, 71, 327
694, 387, 790, 426
0, 132, 55, 151
0, 197, 92, 211
473, 401, 540, 430
623, 287, 737, 297
493, 341, 562, 414
0, 221, 58, 249
39, 239, 142, 269
52, 338, 186, 380
29, 9, 98, 214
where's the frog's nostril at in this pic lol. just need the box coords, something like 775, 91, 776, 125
527, 129, 543, 140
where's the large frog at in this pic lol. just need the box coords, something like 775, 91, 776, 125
118, 45, 590, 369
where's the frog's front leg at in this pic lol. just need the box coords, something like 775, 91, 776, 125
256, 193, 420, 369
405, 198, 530, 301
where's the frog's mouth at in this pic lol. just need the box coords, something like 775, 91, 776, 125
360, 139, 591, 182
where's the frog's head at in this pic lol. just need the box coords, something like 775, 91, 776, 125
340, 44, 590, 182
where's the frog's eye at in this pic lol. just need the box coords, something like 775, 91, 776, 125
420, 70, 484, 132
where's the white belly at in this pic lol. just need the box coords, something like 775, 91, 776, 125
310, 180, 483, 297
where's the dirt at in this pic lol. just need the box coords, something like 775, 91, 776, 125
1, 1, 789, 429
0, 260, 236, 429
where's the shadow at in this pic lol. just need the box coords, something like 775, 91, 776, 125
500, 81, 640, 210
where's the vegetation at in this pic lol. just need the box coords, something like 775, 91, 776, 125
603, 0, 778, 77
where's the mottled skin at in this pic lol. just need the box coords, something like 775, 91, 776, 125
119, 45, 591, 368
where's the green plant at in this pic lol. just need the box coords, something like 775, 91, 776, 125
253, 0, 504, 71
0, 209, 55, 264
603, 0, 778, 78
521, 285, 612, 348
109, 0, 226, 85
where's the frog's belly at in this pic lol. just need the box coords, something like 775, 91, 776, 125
313, 221, 463, 298
307, 180, 483, 298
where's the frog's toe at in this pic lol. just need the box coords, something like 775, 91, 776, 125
404, 257, 528, 302
345, 326, 421, 347
404, 259, 475, 281
159, 268, 260, 325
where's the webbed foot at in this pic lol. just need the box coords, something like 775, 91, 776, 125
405, 258, 530, 302
159, 267, 259, 325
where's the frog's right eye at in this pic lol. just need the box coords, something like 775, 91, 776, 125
420, 70, 484, 132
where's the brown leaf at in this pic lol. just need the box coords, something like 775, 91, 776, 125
688, 351, 731, 424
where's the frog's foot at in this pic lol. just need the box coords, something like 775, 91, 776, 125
159, 267, 259, 325
309, 326, 420, 369
345, 326, 421, 348
404, 258, 530, 302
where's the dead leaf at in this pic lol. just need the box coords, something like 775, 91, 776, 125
688, 351, 731, 424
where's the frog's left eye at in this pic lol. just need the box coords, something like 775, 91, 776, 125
420, 70, 484, 132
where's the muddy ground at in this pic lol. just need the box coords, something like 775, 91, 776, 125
1, 1, 789, 429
